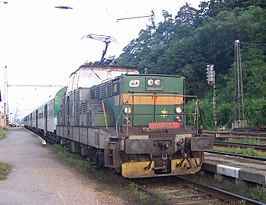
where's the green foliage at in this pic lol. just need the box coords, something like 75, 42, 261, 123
216, 102, 234, 128
245, 98, 266, 126
116, 1, 266, 128
0, 128, 8, 140
250, 186, 266, 202
197, 98, 213, 129
157, 191, 169, 200
227, 137, 263, 145
53, 144, 95, 173
214, 147, 266, 158
127, 183, 149, 203
0, 161, 10, 180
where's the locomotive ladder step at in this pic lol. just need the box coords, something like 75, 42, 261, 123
105, 165, 115, 168
108, 136, 119, 144
109, 136, 119, 140
108, 141, 117, 144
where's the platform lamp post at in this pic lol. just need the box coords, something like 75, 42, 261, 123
206, 64, 217, 138
3, 66, 8, 127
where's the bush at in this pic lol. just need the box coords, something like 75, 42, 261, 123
245, 98, 266, 126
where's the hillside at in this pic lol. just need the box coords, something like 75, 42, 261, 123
116, 0, 266, 129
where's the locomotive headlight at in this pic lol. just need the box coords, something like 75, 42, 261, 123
124, 106, 132, 114
175, 107, 182, 113
147, 79, 154, 86
154, 79, 161, 86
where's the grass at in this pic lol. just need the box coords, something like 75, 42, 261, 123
227, 137, 264, 145
0, 128, 11, 180
50, 144, 165, 205
157, 190, 169, 200
127, 183, 149, 203
186, 171, 266, 203
0, 127, 8, 140
0, 161, 11, 180
250, 186, 266, 202
52, 144, 96, 173
214, 147, 266, 158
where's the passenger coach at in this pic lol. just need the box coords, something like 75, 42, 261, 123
23, 87, 66, 140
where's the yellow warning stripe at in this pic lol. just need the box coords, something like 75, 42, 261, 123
122, 94, 183, 105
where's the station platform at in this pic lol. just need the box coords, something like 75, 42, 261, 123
202, 152, 266, 187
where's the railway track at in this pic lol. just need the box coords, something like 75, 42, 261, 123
205, 150, 266, 161
204, 129, 266, 136
131, 176, 265, 205
203, 131, 266, 142
213, 141, 266, 151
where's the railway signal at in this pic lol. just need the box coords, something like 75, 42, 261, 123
206, 64, 217, 138
206, 64, 215, 85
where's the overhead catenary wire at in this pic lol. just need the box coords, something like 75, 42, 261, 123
117, 15, 153, 22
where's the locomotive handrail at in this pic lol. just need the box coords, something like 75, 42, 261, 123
115, 94, 133, 137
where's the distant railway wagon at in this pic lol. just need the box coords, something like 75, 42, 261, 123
23, 64, 212, 178
23, 87, 66, 140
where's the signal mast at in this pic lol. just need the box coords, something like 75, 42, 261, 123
206, 64, 217, 136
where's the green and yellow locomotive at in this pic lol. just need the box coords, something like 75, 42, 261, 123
56, 64, 213, 178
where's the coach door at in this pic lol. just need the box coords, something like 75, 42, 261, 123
36, 110, 38, 130
44, 104, 48, 134
67, 95, 70, 139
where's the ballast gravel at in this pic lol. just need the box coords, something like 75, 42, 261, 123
0, 127, 126, 205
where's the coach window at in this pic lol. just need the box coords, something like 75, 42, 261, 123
39, 113, 44, 119
113, 81, 119, 95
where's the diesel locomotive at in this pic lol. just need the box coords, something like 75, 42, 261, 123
23, 34, 212, 178
23, 63, 213, 178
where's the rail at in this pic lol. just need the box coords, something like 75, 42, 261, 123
214, 141, 266, 151
205, 150, 266, 161
129, 175, 265, 205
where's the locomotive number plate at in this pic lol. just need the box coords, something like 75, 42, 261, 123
149, 122, 180, 130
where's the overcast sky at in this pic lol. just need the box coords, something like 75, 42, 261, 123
0, 0, 200, 121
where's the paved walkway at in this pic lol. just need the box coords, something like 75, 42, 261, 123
0, 127, 125, 205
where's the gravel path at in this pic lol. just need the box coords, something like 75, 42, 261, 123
0, 127, 126, 205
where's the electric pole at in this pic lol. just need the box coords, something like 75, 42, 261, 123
3, 66, 8, 126
234, 40, 245, 128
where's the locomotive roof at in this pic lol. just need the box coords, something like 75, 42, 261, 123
70, 64, 139, 77
67, 64, 139, 94
123, 73, 185, 79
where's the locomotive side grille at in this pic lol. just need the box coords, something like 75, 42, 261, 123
81, 101, 86, 114
91, 86, 96, 99
86, 110, 92, 126
91, 81, 113, 99
95, 86, 100, 99
106, 81, 112, 98
100, 83, 106, 99
74, 90, 80, 125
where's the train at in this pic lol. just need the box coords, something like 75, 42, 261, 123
23, 63, 213, 178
